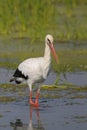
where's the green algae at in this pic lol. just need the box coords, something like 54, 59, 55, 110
0, 114, 3, 118
0, 96, 16, 103
0, 83, 87, 92
41, 85, 70, 90
41, 93, 62, 99
0, 83, 87, 100
0, 84, 27, 90
73, 115, 87, 123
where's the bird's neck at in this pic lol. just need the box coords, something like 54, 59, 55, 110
44, 43, 51, 61
42, 43, 51, 79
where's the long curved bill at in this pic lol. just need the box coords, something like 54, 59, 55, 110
49, 43, 59, 64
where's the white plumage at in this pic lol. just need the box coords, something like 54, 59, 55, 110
19, 57, 50, 83
10, 34, 58, 107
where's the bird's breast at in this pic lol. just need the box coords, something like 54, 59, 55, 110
42, 59, 51, 79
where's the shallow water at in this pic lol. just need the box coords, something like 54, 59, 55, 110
0, 68, 87, 130
0, 68, 87, 86
59, 71, 87, 86
0, 97, 87, 130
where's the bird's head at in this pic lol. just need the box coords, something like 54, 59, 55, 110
45, 34, 59, 64
45, 34, 54, 44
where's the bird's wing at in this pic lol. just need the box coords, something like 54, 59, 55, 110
18, 57, 44, 78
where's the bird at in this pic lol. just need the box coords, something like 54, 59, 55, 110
10, 34, 59, 107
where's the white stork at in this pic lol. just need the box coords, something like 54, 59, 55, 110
10, 34, 59, 107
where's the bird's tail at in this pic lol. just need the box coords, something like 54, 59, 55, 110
9, 77, 15, 82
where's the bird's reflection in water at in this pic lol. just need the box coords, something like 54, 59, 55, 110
10, 106, 45, 130
28, 106, 45, 130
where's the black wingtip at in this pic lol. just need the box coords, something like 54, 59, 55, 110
9, 78, 15, 82
13, 68, 28, 80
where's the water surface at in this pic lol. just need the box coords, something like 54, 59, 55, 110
0, 97, 87, 130
0, 68, 87, 130
0, 68, 87, 86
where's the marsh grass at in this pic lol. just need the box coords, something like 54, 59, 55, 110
52, 49, 87, 73
0, 96, 16, 102
1, 50, 87, 71
0, 0, 87, 41
0, 0, 87, 72
0, 0, 56, 41
0, 38, 87, 71
0, 83, 87, 100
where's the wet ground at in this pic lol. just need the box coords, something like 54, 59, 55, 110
0, 68, 87, 130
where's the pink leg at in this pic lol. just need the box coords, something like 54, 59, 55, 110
35, 90, 40, 104
29, 91, 35, 106
29, 91, 40, 107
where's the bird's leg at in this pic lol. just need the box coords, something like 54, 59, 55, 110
29, 91, 35, 106
29, 91, 39, 107
35, 88, 40, 105
29, 84, 37, 106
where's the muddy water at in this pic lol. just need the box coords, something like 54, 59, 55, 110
0, 68, 87, 130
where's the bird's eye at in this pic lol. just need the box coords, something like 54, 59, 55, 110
47, 38, 51, 44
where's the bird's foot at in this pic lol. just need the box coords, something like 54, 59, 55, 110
30, 100, 39, 107
29, 91, 40, 107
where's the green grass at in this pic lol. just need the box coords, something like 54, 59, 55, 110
0, 49, 87, 71
53, 49, 87, 73
0, 83, 87, 100
0, 37, 87, 71
0, 0, 87, 41
0, 0, 87, 73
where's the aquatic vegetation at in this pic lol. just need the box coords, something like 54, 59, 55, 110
52, 50, 87, 72
0, 81, 87, 103
0, 96, 16, 103
41, 85, 70, 90
0, 84, 27, 91
0, 114, 3, 118
73, 115, 87, 123
70, 95, 86, 99
0, 40, 87, 71
1, 83, 87, 98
